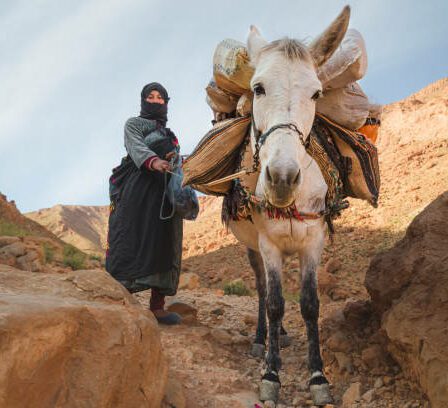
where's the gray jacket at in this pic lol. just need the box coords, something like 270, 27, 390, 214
124, 117, 168, 168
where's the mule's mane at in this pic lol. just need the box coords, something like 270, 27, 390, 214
261, 38, 312, 63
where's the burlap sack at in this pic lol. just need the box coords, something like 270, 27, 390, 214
317, 82, 369, 130
318, 29, 368, 89
182, 116, 251, 195
206, 80, 239, 114
237, 93, 253, 116
213, 39, 254, 95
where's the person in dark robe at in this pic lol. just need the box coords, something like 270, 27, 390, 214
106, 82, 183, 325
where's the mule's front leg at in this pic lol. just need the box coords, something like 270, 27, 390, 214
247, 249, 267, 358
258, 236, 284, 403
300, 258, 332, 405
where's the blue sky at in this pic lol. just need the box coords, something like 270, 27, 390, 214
0, 0, 447, 213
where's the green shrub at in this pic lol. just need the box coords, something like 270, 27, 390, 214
42, 243, 55, 264
223, 280, 251, 296
0, 220, 28, 237
63, 245, 86, 270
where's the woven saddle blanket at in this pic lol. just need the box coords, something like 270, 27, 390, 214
221, 113, 380, 225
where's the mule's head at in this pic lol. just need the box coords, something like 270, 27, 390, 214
248, 6, 350, 208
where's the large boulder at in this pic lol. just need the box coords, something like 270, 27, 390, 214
0, 266, 167, 408
365, 191, 448, 408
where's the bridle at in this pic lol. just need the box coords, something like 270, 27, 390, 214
250, 113, 309, 173
219, 112, 329, 225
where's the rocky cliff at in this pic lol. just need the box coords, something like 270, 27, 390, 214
365, 192, 448, 408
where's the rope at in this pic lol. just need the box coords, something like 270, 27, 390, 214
204, 169, 251, 186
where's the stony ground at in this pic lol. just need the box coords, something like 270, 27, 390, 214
135, 80, 448, 408
135, 289, 429, 408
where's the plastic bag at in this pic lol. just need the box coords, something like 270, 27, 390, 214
317, 29, 368, 89
317, 82, 369, 130
161, 154, 199, 221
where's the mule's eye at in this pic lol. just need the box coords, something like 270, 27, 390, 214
311, 90, 322, 101
253, 83, 266, 96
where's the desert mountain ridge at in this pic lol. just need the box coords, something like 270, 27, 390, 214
26, 204, 109, 255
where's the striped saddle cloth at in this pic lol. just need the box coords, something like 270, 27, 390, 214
183, 114, 380, 217
311, 113, 380, 209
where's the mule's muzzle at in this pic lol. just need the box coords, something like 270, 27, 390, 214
264, 165, 301, 208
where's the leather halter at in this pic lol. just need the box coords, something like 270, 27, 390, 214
250, 113, 309, 173
257, 122, 307, 147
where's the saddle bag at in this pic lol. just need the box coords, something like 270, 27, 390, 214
182, 115, 251, 195
315, 113, 380, 206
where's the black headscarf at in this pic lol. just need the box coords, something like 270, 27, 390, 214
139, 82, 170, 126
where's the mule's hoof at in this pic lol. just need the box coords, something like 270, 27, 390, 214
251, 343, 265, 358
259, 379, 280, 402
310, 382, 333, 406
279, 334, 292, 348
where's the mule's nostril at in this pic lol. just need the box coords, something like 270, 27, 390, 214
266, 166, 272, 183
292, 170, 301, 185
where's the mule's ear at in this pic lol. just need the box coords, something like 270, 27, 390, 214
247, 25, 268, 64
309, 5, 350, 67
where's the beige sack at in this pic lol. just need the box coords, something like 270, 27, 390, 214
213, 39, 254, 95
318, 29, 368, 89
206, 80, 239, 113
237, 93, 253, 116
317, 82, 369, 130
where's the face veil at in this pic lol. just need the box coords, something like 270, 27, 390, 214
139, 82, 170, 126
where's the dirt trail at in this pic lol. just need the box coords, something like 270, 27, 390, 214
136, 290, 427, 408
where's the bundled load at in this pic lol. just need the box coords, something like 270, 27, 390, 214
206, 31, 379, 132
316, 82, 369, 130
317, 29, 368, 89
182, 116, 251, 195
212, 39, 254, 95
183, 28, 381, 212
205, 80, 239, 114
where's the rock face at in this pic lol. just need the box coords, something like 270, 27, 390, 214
365, 192, 448, 408
26, 204, 109, 255
0, 266, 167, 408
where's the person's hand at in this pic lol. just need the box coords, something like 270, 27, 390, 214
151, 158, 171, 173
165, 151, 176, 161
